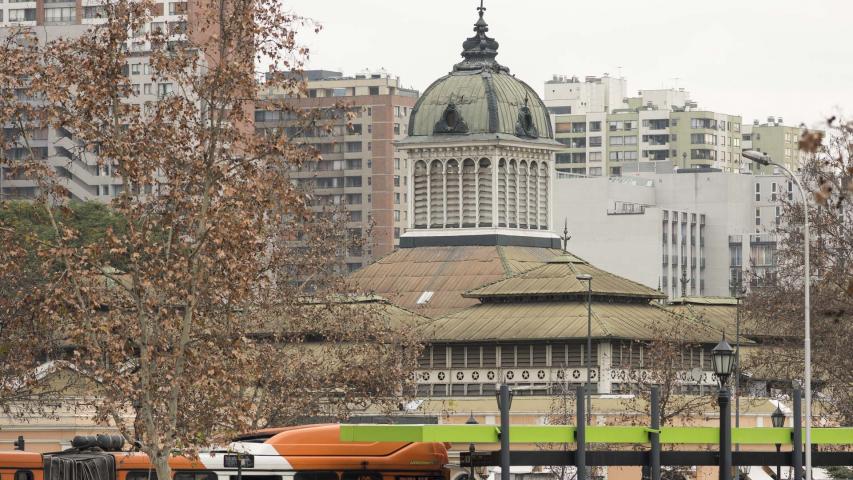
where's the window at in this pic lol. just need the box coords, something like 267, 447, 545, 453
393, 175, 400, 187
788, 181, 794, 200
395, 192, 401, 204
589, 152, 602, 162
755, 183, 760, 201
83, 5, 105, 18
168, 2, 187, 14
44, 7, 75, 22
608, 151, 638, 161
393, 123, 400, 134
771, 182, 777, 201
126, 471, 158, 480
366, 107, 372, 116
15, 472, 33, 480
295, 473, 337, 480
394, 227, 400, 239
143, 84, 152, 95
589, 136, 602, 147
367, 142, 371, 151
624, 136, 637, 145
345, 141, 361, 153
157, 83, 173, 98
9, 8, 37, 21
609, 136, 623, 146
344, 176, 362, 187
394, 158, 400, 169
775, 206, 781, 224
610, 166, 622, 176
588, 167, 602, 176
589, 121, 601, 132
132, 84, 140, 95
755, 208, 761, 226
175, 473, 217, 480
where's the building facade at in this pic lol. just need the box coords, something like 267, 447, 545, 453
1, 0, 198, 202
552, 170, 796, 298
256, 71, 418, 270
742, 117, 809, 174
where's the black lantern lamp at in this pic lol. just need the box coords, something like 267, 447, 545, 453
712, 338, 736, 387
771, 405, 786, 428
712, 337, 736, 480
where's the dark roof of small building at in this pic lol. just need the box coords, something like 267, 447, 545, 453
463, 253, 666, 301
348, 245, 562, 318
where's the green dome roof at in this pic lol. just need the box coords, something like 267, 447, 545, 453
406, 7, 553, 141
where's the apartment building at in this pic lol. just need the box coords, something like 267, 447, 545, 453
553, 170, 796, 299
0, 0, 200, 201
742, 116, 809, 174
256, 70, 418, 272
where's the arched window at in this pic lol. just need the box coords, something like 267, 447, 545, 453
413, 160, 428, 228
477, 158, 492, 227
462, 159, 477, 227
497, 158, 507, 227
508, 159, 518, 228
529, 161, 539, 229
539, 162, 548, 229
445, 159, 460, 228
429, 160, 444, 228
518, 160, 529, 228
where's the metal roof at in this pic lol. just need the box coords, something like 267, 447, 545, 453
420, 301, 728, 344
463, 254, 666, 300
348, 245, 562, 318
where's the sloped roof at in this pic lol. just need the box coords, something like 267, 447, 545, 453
348, 245, 562, 318
463, 253, 666, 300
420, 301, 726, 344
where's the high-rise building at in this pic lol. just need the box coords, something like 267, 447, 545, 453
0, 0, 200, 201
742, 116, 809, 174
547, 80, 744, 176
255, 70, 418, 271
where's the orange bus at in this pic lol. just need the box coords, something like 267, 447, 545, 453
2, 425, 448, 480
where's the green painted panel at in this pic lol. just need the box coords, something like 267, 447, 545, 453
340, 425, 853, 446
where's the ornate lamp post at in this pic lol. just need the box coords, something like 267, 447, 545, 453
466, 413, 478, 480
575, 273, 593, 424
712, 338, 736, 480
743, 149, 812, 480
772, 405, 787, 480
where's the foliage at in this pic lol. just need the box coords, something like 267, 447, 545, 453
0, 1, 420, 478
744, 117, 853, 426
617, 307, 715, 427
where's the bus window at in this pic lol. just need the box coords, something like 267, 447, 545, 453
175, 473, 217, 480
294, 473, 338, 480
127, 470, 159, 480
342, 472, 381, 480
230, 476, 282, 480
15, 471, 34, 480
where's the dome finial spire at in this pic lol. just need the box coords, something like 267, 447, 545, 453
453, 0, 508, 72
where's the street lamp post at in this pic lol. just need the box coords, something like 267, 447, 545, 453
576, 273, 593, 425
466, 413, 478, 480
772, 405, 787, 480
743, 150, 812, 480
712, 338, 737, 480
495, 385, 513, 480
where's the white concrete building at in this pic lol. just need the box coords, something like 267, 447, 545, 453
553, 170, 797, 298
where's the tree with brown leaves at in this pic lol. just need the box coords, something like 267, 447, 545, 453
744, 117, 853, 425
0, 1, 420, 478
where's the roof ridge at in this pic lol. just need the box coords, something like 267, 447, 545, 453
496, 245, 512, 276
462, 260, 551, 297
582, 262, 666, 298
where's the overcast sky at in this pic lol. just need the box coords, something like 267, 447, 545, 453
282, 0, 852, 129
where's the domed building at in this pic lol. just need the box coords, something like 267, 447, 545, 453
350, 3, 736, 404
397, 4, 561, 247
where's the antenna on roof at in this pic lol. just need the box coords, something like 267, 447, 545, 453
560, 218, 571, 253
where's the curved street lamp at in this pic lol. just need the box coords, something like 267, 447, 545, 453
742, 149, 812, 480
712, 338, 736, 480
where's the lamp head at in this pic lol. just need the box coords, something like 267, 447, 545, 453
466, 412, 479, 425
742, 149, 771, 166
711, 337, 736, 386
771, 405, 786, 428
575, 274, 592, 282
